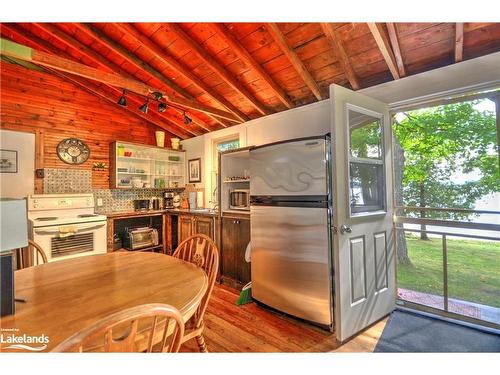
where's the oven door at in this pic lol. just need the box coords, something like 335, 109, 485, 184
32, 221, 107, 263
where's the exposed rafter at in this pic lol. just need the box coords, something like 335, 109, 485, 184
320, 23, 360, 90
209, 23, 294, 109
30, 23, 203, 135
455, 23, 464, 62
266, 23, 322, 101
165, 23, 272, 116
367, 23, 400, 80
0, 38, 231, 136
112, 23, 248, 123
73, 23, 239, 126
385, 23, 406, 77
0, 25, 194, 138
70, 23, 219, 131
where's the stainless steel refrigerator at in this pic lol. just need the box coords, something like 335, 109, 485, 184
250, 135, 334, 328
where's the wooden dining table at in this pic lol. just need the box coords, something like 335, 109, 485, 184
0, 252, 208, 352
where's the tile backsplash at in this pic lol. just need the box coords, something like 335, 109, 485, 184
93, 188, 183, 213
44, 168, 92, 194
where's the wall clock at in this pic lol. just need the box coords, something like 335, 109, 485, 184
56, 138, 90, 165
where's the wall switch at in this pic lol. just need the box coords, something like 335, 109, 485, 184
96, 198, 103, 207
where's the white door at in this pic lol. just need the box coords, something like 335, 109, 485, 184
330, 84, 395, 342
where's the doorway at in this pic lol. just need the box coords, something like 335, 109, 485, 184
392, 92, 500, 329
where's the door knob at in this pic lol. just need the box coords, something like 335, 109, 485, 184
340, 224, 352, 234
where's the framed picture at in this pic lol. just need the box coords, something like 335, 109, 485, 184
188, 158, 201, 183
0, 149, 18, 173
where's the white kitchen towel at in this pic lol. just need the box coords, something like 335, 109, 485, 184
245, 241, 251, 263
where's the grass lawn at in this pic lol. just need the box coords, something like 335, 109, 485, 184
397, 235, 500, 308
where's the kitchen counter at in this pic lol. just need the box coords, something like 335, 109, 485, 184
102, 208, 218, 219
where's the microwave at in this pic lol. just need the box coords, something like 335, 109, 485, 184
123, 227, 159, 250
229, 189, 250, 211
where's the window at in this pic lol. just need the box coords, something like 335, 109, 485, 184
347, 106, 385, 216
216, 139, 240, 153
210, 136, 240, 205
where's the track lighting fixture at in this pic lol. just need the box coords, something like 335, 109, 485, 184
183, 112, 192, 125
158, 102, 168, 113
151, 91, 163, 101
117, 90, 127, 106
138, 99, 149, 114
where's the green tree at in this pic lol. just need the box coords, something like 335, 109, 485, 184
393, 99, 499, 263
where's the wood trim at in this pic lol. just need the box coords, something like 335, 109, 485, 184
367, 23, 400, 80
320, 23, 360, 90
113, 23, 248, 123
0, 26, 193, 138
266, 23, 322, 101
209, 23, 294, 109
34, 130, 44, 193
455, 23, 464, 63
166, 23, 272, 116
385, 23, 406, 77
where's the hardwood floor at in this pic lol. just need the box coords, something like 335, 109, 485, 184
180, 284, 388, 352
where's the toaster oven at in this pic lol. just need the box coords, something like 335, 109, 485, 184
123, 227, 159, 250
229, 189, 250, 211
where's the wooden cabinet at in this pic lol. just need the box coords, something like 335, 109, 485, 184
221, 216, 251, 288
178, 214, 215, 243
194, 216, 215, 238
178, 215, 194, 243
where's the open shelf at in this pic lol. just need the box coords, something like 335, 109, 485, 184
111, 141, 186, 189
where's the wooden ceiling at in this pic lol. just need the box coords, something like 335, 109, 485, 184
1, 22, 499, 139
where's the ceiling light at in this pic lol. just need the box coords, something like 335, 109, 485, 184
138, 99, 149, 114
158, 102, 168, 113
151, 91, 163, 101
117, 90, 127, 106
183, 112, 192, 125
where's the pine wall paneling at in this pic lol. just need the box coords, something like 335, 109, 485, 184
0, 62, 175, 190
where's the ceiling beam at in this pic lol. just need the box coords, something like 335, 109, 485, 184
73, 23, 240, 125
367, 23, 400, 80
165, 23, 272, 116
385, 23, 406, 77
71, 24, 223, 130
455, 23, 464, 62
30, 23, 204, 135
0, 26, 194, 138
112, 23, 248, 123
0, 36, 240, 127
266, 23, 322, 101
320, 23, 360, 90
51, 69, 196, 138
209, 23, 294, 109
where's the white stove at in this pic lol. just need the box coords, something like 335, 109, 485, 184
28, 194, 107, 263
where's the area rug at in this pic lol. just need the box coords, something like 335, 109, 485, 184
374, 310, 500, 352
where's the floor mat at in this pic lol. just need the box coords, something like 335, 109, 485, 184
374, 310, 500, 352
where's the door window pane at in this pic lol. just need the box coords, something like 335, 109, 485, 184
349, 113, 382, 159
348, 107, 385, 215
350, 162, 385, 213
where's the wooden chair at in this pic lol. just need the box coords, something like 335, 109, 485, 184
17, 240, 48, 269
51, 303, 185, 353
172, 234, 219, 352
